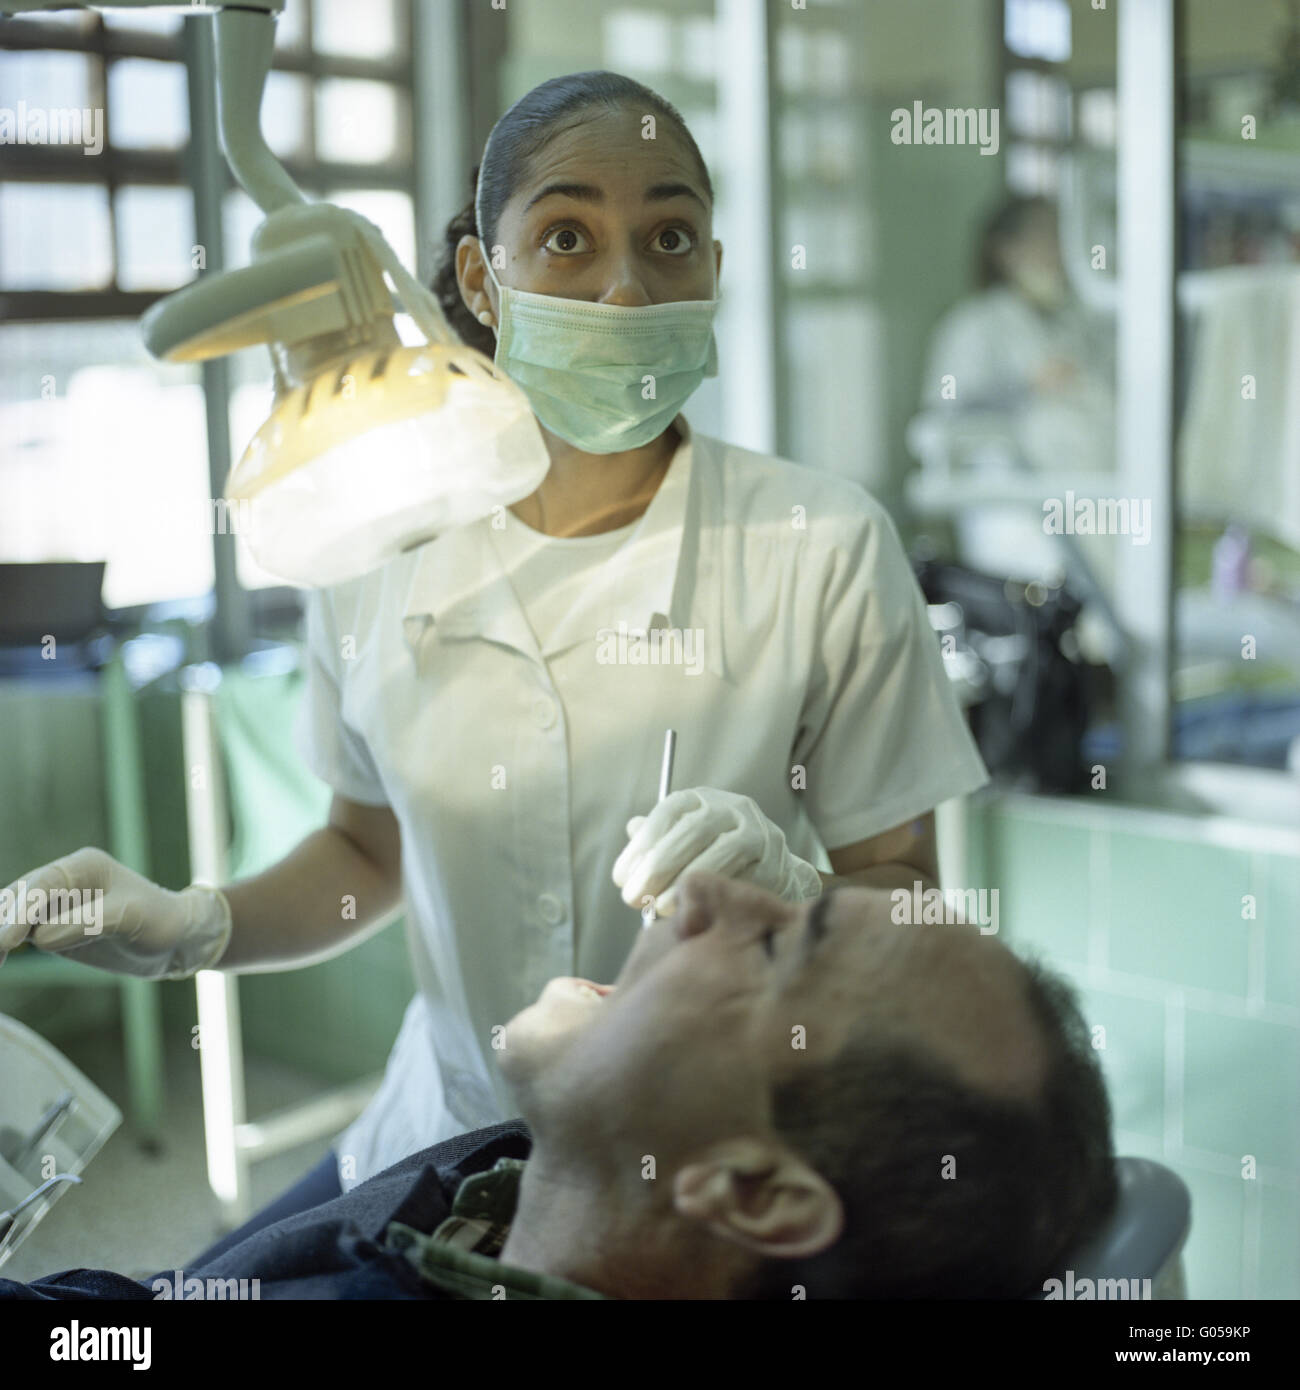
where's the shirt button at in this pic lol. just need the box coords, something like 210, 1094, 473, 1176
537, 893, 564, 925
533, 697, 556, 728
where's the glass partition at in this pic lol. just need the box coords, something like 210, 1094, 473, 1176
1172, 0, 1300, 770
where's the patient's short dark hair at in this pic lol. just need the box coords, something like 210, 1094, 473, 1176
736, 956, 1118, 1299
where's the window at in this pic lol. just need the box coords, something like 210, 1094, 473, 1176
0, 15, 206, 607
1002, 1, 1072, 195
0, 0, 419, 607
1004, 0, 1071, 64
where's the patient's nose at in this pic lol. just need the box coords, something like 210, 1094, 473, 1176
672, 872, 783, 941
668, 872, 717, 940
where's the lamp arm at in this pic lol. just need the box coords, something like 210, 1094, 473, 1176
214, 8, 306, 215
347, 214, 457, 348
210, 5, 456, 346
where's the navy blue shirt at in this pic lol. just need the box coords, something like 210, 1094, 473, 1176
1, 1119, 533, 1301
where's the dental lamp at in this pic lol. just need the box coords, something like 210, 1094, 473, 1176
2, 0, 550, 587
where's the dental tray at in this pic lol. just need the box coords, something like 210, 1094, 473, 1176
0, 1012, 121, 1267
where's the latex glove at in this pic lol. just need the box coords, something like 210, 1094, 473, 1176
612, 787, 823, 917
0, 847, 232, 980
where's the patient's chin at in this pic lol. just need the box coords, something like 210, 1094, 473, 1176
500, 979, 606, 1075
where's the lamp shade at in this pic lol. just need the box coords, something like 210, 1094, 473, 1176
225, 342, 550, 587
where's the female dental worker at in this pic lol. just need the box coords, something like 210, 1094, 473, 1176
0, 71, 988, 1253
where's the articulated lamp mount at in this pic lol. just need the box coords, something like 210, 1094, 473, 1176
2, 0, 549, 587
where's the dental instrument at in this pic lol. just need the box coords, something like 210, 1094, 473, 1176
0, 1090, 75, 1172
641, 729, 677, 928
0, 1174, 82, 1249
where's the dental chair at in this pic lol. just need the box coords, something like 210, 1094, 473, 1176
1034, 1156, 1191, 1299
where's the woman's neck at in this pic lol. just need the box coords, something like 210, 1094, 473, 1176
510, 422, 680, 538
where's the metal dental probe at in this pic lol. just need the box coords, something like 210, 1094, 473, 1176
0, 1173, 82, 1247
641, 729, 677, 928
0, 1090, 75, 1172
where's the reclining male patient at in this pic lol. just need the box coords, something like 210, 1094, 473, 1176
2, 872, 1117, 1301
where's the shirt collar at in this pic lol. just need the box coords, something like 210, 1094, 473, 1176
399, 413, 722, 677
382, 1157, 607, 1300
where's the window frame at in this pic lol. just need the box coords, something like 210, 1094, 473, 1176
0, 3, 418, 651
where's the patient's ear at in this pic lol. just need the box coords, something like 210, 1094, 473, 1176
672, 1136, 843, 1259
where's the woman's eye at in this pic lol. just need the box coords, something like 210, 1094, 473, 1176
655, 226, 695, 255
542, 226, 590, 254
541, 225, 695, 256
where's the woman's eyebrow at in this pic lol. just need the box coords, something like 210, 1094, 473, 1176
644, 182, 707, 209
524, 181, 602, 212
523, 181, 707, 213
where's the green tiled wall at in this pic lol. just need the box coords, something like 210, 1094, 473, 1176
1262, 853, 1300, 1010
970, 795, 1300, 1300
1182, 1010, 1297, 1171
986, 816, 1094, 968
1105, 835, 1252, 995
1069, 985, 1166, 1146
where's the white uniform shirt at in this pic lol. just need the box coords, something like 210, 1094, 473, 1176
296, 413, 989, 1189
487, 509, 637, 649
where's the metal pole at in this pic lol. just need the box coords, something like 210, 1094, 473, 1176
412, 0, 472, 289
182, 11, 251, 663
716, 0, 779, 457
1115, 0, 1177, 769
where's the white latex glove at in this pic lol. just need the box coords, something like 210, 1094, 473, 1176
612, 787, 823, 917
0, 847, 232, 980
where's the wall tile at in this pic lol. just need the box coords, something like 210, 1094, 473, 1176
986, 810, 1091, 966
1260, 854, 1300, 1010
1107, 835, 1251, 997
1254, 1181, 1300, 1300
1178, 1166, 1244, 1300
1066, 981, 1166, 1144
1182, 1008, 1300, 1172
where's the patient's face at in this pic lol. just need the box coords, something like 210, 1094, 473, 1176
498, 873, 1044, 1168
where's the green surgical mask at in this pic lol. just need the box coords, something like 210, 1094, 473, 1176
482, 256, 719, 454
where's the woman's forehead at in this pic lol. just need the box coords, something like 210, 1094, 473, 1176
514, 110, 704, 197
